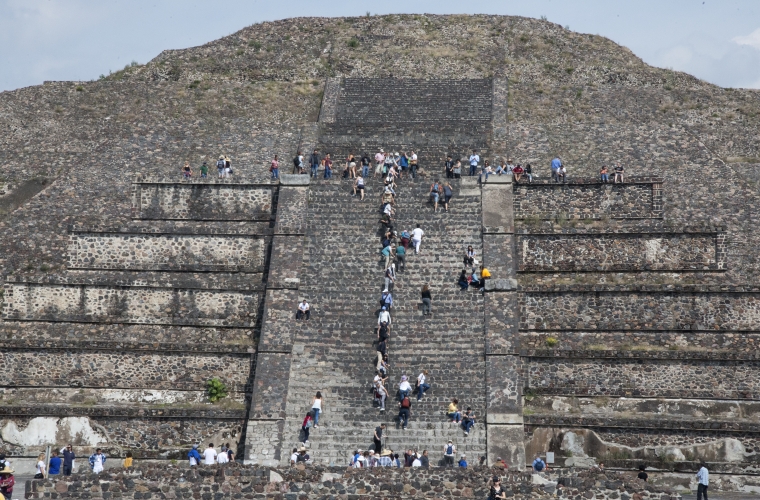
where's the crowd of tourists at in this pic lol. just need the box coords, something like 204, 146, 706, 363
178, 149, 631, 188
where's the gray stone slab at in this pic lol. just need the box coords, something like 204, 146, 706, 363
487, 413, 524, 425
485, 278, 517, 291
482, 184, 513, 233
279, 174, 311, 186
482, 174, 513, 184
487, 424, 526, 467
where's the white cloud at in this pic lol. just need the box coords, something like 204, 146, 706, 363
732, 27, 760, 50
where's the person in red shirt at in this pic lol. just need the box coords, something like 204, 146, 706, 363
0, 468, 15, 499
512, 164, 524, 183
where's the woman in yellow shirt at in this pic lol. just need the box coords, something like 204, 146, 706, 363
447, 398, 462, 423
480, 266, 491, 280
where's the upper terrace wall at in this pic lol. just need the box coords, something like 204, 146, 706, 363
513, 179, 663, 219
132, 181, 273, 220
517, 230, 726, 272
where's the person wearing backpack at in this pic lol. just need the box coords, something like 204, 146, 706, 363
532, 454, 546, 472
293, 151, 304, 174
429, 179, 442, 212
301, 410, 314, 445
309, 149, 321, 178
398, 395, 412, 430
216, 156, 226, 178
443, 440, 456, 467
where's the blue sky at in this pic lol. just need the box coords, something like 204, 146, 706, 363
1, 0, 759, 92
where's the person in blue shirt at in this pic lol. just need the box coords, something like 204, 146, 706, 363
458, 454, 468, 468
62, 445, 75, 476
48, 450, 62, 475
532, 454, 546, 472
187, 445, 202, 467
696, 463, 709, 500
551, 157, 562, 183
468, 150, 480, 176
398, 152, 409, 179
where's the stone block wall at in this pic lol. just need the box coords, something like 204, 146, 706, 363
68, 232, 266, 272
519, 289, 760, 331
24, 465, 681, 500
1, 176, 275, 461
336, 78, 493, 124
526, 355, 760, 399
0, 350, 251, 391
3, 282, 259, 327
132, 181, 273, 220
517, 231, 725, 272
513, 179, 663, 219
0, 413, 245, 458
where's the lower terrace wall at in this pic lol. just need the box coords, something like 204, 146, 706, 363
3, 283, 259, 326
67, 233, 266, 272
0, 350, 250, 391
520, 289, 760, 331
23, 464, 681, 500
0, 413, 245, 458
527, 356, 760, 399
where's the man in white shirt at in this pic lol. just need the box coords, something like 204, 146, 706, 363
377, 306, 391, 326
216, 447, 229, 464
290, 448, 299, 466
296, 300, 310, 320
398, 375, 412, 401
468, 150, 480, 176
411, 225, 424, 254
417, 370, 430, 400
696, 463, 709, 500
409, 151, 418, 179
203, 443, 217, 465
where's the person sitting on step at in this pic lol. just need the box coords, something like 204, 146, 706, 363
296, 300, 310, 320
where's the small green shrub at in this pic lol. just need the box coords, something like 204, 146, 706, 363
566, 67, 574, 74
347, 37, 360, 49
75, 85, 84, 92
207, 378, 228, 402
248, 40, 262, 51
523, 388, 537, 402
545, 337, 559, 347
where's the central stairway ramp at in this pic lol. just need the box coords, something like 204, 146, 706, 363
278, 177, 487, 465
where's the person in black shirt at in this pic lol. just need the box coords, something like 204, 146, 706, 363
62, 445, 75, 476
421, 284, 432, 316
373, 424, 385, 453
638, 464, 648, 481
361, 153, 371, 178
445, 155, 454, 178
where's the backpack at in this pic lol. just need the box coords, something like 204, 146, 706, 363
446, 445, 453, 455
216, 159, 225, 169
401, 397, 410, 409
305, 416, 313, 428
293, 156, 300, 167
